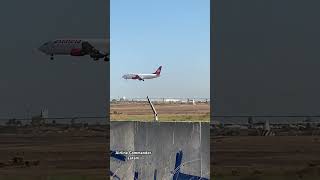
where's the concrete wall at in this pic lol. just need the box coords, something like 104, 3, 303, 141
110, 122, 134, 178
110, 121, 210, 179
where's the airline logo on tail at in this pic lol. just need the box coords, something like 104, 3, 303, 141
122, 66, 163, 81
153, 66, 162, 76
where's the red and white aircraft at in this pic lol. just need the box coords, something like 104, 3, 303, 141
122, 66, 162, 81
38, 39, 109, 61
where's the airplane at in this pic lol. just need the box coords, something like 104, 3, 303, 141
38, 38, 109, 61
122, 66, 162, 81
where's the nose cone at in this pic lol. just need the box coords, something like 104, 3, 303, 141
122, 75, 128, 79
38, 41, 51, 54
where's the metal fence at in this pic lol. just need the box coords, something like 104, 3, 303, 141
111, 97, 210, 103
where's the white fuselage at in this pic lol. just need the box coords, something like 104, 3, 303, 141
122, 73, 159, 80
39, 39, 109, 55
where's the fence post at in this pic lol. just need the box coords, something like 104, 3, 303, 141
147, 96, 158, 121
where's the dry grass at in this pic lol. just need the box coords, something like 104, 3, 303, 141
111, 102, 210, 122
111, 113, 210, 122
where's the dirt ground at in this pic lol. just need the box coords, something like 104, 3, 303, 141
111, 102, 210, 121
111, 102, 210, 115
0, 126, 108, 180
212, 135, 320, 179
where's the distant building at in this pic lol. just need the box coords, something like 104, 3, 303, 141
164, 99, 181, 103
31, 109, 48, 126
119, 96, 127, 101
41, 108, 49, 119
31, 115, 45, 126
6, 118, 22, 127
187, 99, 196, 105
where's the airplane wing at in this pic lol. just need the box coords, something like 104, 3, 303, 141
138, 76, 143, 81
81, 41, 109, 61
135, 75, 144, 81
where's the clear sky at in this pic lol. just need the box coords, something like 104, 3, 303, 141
110, 0, 210, 99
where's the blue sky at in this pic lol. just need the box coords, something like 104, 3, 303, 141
111, 0, 210, 99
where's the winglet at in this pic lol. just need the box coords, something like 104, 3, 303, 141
153, 66, 162, 75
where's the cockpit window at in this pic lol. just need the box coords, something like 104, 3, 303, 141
43, 42, 49, 46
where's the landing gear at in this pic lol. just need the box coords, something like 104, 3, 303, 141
104, 56, 109, 62
50, 54, 54, 60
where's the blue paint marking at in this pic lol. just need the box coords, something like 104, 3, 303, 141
110, 150, 126, 161
110, 150, 208, 179
134, 171, 139, 180
154, 169, 157, 180
110, 170, 121, 180
173, 150, 183, 180
178, 173, 209, 180
173, 150, 208, 180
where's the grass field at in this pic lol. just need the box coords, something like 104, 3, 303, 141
111, 102, 210, 122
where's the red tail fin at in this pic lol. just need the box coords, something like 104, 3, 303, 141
153, 66, 162, 75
